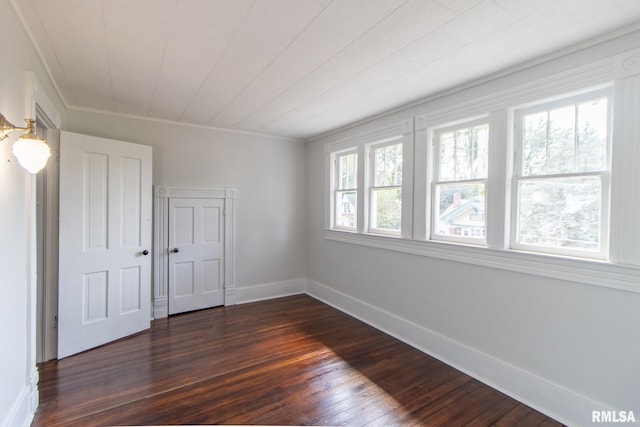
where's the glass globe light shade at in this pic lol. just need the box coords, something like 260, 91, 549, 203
12, 134, 51, 174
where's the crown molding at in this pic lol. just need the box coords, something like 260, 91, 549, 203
67, 106, 303, 143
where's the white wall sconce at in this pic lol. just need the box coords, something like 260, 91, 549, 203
0, 113, 51, 174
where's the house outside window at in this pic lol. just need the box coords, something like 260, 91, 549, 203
512, 89, 610, 258
432, 120, 489, 244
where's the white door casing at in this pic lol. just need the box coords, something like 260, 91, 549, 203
168, 197, 224, 314
153, 187, 236, 318
58, 131, 152, 358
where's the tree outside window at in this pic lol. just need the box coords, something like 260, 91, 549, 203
370, 140, 402, 234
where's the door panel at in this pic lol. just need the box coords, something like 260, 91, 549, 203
83, 271, 107, 322
120, 266, 142, 314
83, 152, 108, 250
58, 131, 152, 358
121, 157, 142, 247
168, 198, 224, 314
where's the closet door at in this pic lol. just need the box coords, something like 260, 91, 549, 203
168, 197, 225, 314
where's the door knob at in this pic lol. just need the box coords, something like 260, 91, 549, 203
142, 249, 149, 256
171, 248, 179, 253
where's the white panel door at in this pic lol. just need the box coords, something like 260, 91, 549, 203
58, 131, 152, 358
168, 198, 224, 314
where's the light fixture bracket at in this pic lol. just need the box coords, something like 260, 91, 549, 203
0, 113, 32, 141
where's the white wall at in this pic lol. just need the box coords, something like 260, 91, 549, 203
306, 29, 640, 426
0, 1, 64, 426
64, 111, 307, 298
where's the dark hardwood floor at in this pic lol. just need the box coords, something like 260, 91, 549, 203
32, 295, 563, 426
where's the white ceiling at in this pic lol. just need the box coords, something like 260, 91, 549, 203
14, 0, 640, 140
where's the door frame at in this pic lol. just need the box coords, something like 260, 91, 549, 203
153, 186, 237, 318
26, 72, 61, 418
35, 109, 60, 363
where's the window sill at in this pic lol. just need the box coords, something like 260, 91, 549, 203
324, 229, 640, 293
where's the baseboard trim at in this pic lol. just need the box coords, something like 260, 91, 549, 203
152, 297, 168, 319
2, 384, 34, 427
305, 278, 613, 427
29, 369, 39, 415
152, 278, 305, 317
236, 278, 305, 304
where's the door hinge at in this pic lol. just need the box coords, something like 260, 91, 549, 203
53, 315, 58, 329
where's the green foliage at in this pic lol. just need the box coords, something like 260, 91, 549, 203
518, 178, 601, 249
375, 143, 402, 187
439, 124, 488, 181
373, 188, 401, 231
373, 142, 402, 231
338, 152, 357, 189
522, 99, 607, 176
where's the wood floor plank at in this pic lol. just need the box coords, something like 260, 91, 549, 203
31, 295, 565, 427
464, 396, 519, 426
494, 403, 537, 426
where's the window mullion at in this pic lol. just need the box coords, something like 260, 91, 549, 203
545, 111, 550, 175
486, 109, 509, 249
453, 132, 458, 180
413, 122, 430, 241
573, 105, 579, 172
356, 144, 367, 234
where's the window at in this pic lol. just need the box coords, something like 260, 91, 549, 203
433, 120, 489, 243
324, 63, 639, 290
369, 139, 403, 235
513, 90, 610, 257
334, 150, 358, 230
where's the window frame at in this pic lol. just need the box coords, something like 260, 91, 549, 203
431, 117, 490, 246
510, 88, 612, 260
368, 136, 404, 236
